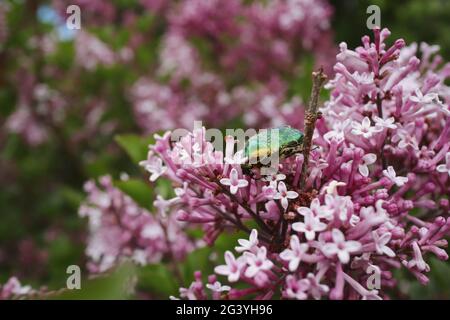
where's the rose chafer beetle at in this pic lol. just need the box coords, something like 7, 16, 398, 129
242, 126, 304, 172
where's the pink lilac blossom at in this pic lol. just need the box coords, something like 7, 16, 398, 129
157, 31, 202, 83
129, 71, 240, 133
131, 0, 333, 133
130, 30, 237, 132
79, 175, 194, 273
74, 31, 117, 70
223, 0, 335, 80
5, 72, 66, 146
0, 277, 35, 300
170, 0, 334, 81
147, 29, 450, 300
236, 79, 307, 129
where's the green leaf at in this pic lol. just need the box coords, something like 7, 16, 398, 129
60, 186, 85, 210
137, 264, 179, 298
156, 178, 176, 199
114, 134, 155, 164
115, 179, 154, 210
182, 247, 214, 284
53, 263, 136, 300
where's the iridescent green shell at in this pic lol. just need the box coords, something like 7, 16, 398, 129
243, 126, 304, 167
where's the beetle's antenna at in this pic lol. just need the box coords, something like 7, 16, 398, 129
300, 67, 327, 188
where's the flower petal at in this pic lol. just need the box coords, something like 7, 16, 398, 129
338, 250, 350, 264
331, 229, 345, 243
358, 164, 369, 177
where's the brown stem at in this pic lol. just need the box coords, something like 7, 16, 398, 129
300, 68, 327, 188
218, 183, 273, 235
159, 219, 185, 286
189, 185, 272, 243
190, 186, 251, 233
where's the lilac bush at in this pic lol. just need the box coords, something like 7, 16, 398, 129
139, 29, 450, 300
79, 175, 194, 273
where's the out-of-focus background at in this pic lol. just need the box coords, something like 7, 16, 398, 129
0, 0, 449, 299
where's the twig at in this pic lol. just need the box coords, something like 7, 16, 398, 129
159, 219, 185, 286
216, 182, 273, 235
300, 68, 327, 188
190, 185, 272, 243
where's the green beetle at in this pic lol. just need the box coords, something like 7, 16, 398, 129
242, 126, 304, 172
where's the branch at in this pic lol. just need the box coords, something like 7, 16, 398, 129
300, 68, 327, 188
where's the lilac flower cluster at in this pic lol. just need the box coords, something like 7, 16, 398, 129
79, 175, 194, 273
130, 66, 237, 133
145, 29, 449, 300
5, 71, 66, 146
170, 0, 334, 81
74, 31, 117, 71
6, 1, 333, 145
129, 0, 334, 133
3, 41, 123, 147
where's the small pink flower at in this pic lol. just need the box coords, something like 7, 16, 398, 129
279, 235, 309, 272
322, 181, 346, 196
323, 130, 345, 144
308, 197, 332, 218
140, 156, 167, 182
383, 166, 408, 186
409, 89, 439, 104
373, 116, 397, 130
292, 208, 327, 241
436, 152, 450, 177
235, 229, 258, 253
263, 173, 286, 188
392, 124, 419, 150
215, 251, 245, 282
323, 194, 354, 222
206, 281, 231, 293
372, 231, 395, 257
273, 181, 298, 210
406, 242, 430, 272
303, 273, 329, 300
243, 247, 273, 278
179, 283, 198, 300
1, 277, 32, 298
351, 117, 382, 138
284, 275, 309, 300
358, 153, 377, 177
220, 168, 248, 194
322, 229, 362, 264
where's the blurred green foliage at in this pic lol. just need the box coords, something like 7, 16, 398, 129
331, 0, 450, 60
54, 263, 136, 300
